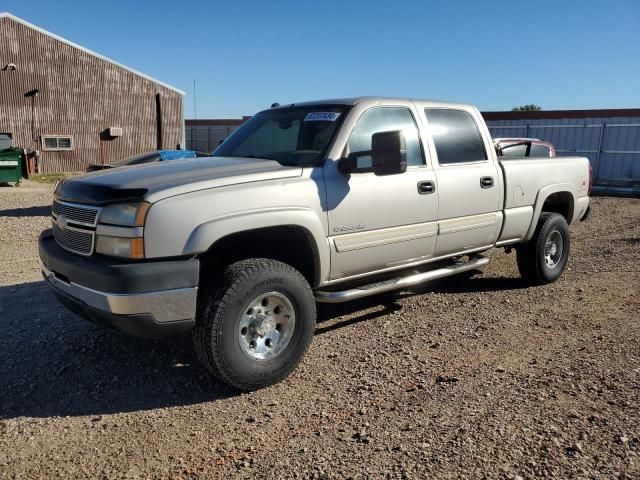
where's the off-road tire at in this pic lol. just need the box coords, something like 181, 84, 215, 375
516, 212, 570, 285
193, 258, 316, 390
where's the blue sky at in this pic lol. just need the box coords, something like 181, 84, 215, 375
2, 0, 639, 118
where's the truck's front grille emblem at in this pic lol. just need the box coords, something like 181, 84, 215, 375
51, 200, 100, 256
52, 200, 100, 227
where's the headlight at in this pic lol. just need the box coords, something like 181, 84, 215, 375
100, 202, 150, 227
95, 235, 144, 259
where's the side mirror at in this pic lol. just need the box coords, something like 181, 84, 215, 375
371, 130, 407, 176
338, 130, 407, 176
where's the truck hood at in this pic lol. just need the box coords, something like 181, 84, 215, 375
55, 156, 303, 205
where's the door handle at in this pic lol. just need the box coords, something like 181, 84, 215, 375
480, 176, 494, 189
417, 180, 436, 195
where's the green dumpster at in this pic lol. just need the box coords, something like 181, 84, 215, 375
0, 146, 23, 185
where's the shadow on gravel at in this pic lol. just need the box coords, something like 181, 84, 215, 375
0, 274, 528, 419
315, 274, 528, 332
0, 281, 238, 419
424, 275, 529, 294
0, 205, 51, 217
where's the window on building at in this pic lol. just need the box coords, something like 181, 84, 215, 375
0, 133, 12, 150
42, 136, 73, 151
425, 109, 487, 164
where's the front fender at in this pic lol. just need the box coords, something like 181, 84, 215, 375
183, 207, 330, 284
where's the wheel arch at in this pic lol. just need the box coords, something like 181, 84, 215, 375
185, 209, 328, 288
524, 184, 577, 241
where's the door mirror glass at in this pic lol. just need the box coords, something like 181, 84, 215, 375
371, 130, 406, 175
339, 130, 407, 176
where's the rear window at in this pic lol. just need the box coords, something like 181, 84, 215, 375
530, 144, 552, 157
425, 109, 487, 164
498, 142, 552, 158
499, 143, 527, 158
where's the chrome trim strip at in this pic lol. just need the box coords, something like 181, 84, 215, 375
315, 255, 490, 303
42, 265, 197, 323
495, 238, 521, 247
95, 225, 144, 238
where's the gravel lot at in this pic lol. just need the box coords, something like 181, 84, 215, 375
1, 182, 639, 479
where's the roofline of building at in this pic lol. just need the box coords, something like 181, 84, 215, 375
0, 12, 185, 95
482, 108, 640, 120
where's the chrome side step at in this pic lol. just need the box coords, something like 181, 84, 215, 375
314, 255, 489, 303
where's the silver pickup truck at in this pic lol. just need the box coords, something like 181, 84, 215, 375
39, 97, 591, 390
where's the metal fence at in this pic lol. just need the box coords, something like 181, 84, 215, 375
486, 116, 640, 195
186, 125, 239, 153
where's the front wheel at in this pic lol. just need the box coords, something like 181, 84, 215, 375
516, 212, 571, 285
193, 258, 316, 390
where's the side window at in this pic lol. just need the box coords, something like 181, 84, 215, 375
425, 109, 487, 164
347, 107, 424, 167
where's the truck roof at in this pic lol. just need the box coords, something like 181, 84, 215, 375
269, 97, 474, 111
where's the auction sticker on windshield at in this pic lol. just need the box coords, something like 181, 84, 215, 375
304, 112, 341, 122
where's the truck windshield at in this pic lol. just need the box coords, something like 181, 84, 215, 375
213, 106, 348, 166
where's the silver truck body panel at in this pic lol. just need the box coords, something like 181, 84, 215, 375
144, 168, 330, 282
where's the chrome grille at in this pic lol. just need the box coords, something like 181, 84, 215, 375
52, 200, 99, 227
52, 223, 94, 256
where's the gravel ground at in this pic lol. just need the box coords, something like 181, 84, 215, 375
0, 182, 639, 479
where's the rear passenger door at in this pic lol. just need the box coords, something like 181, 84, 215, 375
423, 108, 502, 257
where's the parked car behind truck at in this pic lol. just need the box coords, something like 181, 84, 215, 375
39, 97, 591, 390
86, 149, 208, 172
495, 137, 556, 158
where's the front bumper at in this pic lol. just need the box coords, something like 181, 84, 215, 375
39, 230, 199, 337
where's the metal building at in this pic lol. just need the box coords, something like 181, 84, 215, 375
484, 109, 640, 195
0, 12, 185, 173
185, 118, 249, 153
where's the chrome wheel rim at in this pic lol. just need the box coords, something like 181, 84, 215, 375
544, 230, 564, 269
238, 292, 296, 361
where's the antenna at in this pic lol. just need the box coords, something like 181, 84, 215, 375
193, 79, 197, 119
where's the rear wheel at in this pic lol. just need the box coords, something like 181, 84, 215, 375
193, 258, 316, 390
516, 212, 570, 285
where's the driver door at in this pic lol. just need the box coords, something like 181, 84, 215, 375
324, 105, 439, 281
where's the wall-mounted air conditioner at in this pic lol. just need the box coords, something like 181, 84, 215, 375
107, 127, 123, 137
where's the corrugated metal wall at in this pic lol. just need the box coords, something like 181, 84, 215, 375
0, 16, 184, 172
486, 115, 640, 195
186, 125, 239, 153
185, 119, 248, 153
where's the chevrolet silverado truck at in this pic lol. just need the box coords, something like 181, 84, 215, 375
39, 97, 591, 390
